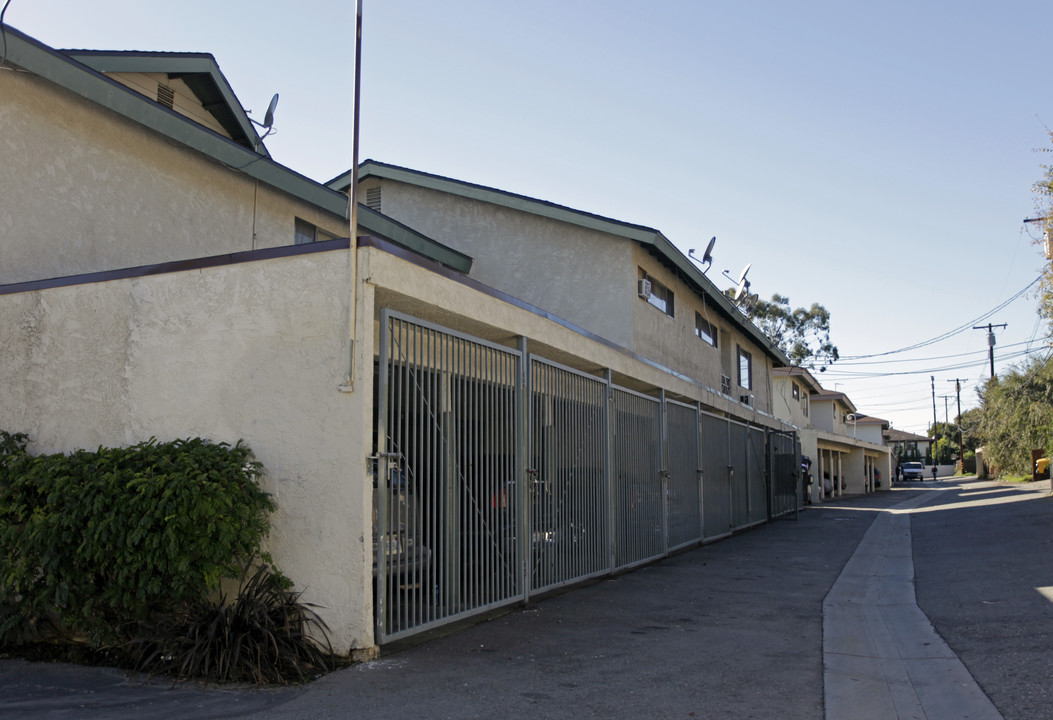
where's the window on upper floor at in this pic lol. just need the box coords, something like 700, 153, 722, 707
695, 313, 717, 347
295, 217, 338, 245
737, 346, 752, 390
638, 268, 674, 317
792, 382, 800, 400
802, 393, 809, 417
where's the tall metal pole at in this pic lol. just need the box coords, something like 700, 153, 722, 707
344, 0, 363, 391
931, 376, 938, 464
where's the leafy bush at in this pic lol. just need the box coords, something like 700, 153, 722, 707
0, 436, 275, 645
130, 562, 334, 684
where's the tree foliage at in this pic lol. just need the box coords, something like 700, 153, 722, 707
746, 293, 839, 369
0, 435, 275, 645
974, 357, 1053, 475
1032, 131, 1053, 333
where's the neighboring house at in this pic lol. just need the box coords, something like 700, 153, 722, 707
772, 369, 892, 502
885, 428, 933, 464
330, 161, 788, 419
1, 26, 802, 655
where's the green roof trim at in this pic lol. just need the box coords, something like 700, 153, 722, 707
62, 50, 264, 155
358, 206, 473, 272
2, 26, 471, 274
339, 160, 788, 365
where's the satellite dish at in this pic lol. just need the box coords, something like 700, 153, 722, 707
732, 264, 751, 300
703, 236, 716, 265
262, 93, 279, 129
687, 236, 717, 274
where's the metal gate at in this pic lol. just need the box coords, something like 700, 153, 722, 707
376, 310, 799, 643
665, 400, 702, 550
700, 411, 732, 540
768, 430, 800, 519
528, 357, 610, 595
611, 387, 663, 570
375, 311, 524, 642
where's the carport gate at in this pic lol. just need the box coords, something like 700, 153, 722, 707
374, 310, 800, 643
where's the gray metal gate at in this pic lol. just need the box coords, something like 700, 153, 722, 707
747, 426, 767, 528
611, 387, 664, 570
700, 411, 732, 540
376, 310, 524, 642
665, 400, 702, 550
376, 310, 798, 643
528, 357, 610, 595
768, 430, 800, 519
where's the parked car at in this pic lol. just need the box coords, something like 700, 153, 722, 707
901, 462, 925, 481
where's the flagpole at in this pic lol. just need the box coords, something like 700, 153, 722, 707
344, 0, 363, 391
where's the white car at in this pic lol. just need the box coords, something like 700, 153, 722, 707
901, 462, 925, 481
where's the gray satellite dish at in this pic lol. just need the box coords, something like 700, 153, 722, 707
688, 236, 717, 274
262, 93, 279, 129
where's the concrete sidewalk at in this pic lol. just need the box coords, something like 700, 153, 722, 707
1, 482, 1035, 719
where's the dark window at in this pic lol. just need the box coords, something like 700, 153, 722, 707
695, 313, 717, 347
295, 217, 337, 245
737, 346, 752, 390
638, 269, 674, 317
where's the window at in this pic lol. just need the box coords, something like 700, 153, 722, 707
802, 393, 809, 417
295, 217, 337, 245
695, 313, 718, 347
792, 382, 800, 400
638, 269, 674, 317
737, 346, 752, 390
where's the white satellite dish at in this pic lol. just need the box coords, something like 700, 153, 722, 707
732, 263, 751, 300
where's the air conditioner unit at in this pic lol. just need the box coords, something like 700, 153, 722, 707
740, 394, 754, 407
637, 278, 652, 299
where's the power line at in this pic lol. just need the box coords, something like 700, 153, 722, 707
838, 276, 1040, 361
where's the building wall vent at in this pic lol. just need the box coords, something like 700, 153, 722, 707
156, 83, 175, 109
365, 186, 382, 213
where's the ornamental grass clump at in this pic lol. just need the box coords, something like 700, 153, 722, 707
129, 561, 334, 684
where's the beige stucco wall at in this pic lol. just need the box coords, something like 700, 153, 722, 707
362, 180, 637, 349
629, 244, 774, 414
365, 179, 779, 418
0, 69, 346, 286
772, 377, 811, 429
0, 247, 374, 653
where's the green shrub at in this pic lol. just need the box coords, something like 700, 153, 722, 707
0, 436, 275, 645
130, 562, 334, 684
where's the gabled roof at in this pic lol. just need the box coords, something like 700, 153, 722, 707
772, 366, 825, 393
61, 49, 266, 156
330, 160, 790, 366
849, 412, 890, 429
2, 25, 472, 274
885, 428, 931, 443
811, 390, 857, 414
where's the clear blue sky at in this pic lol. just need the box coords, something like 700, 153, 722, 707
9, 0, 1052, 435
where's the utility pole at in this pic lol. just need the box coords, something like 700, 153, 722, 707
948, 379, 965, 472
931, 376, 938, 464
938, 395, 952, 425
972, 323, 1007, 378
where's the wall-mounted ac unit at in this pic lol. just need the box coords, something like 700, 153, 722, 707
638, 278, 652, 299
740, 394, 754, 407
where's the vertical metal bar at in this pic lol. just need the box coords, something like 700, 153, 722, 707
604, 369, 615, 573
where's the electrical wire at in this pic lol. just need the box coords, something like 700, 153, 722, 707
838, 275, 1042, 361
